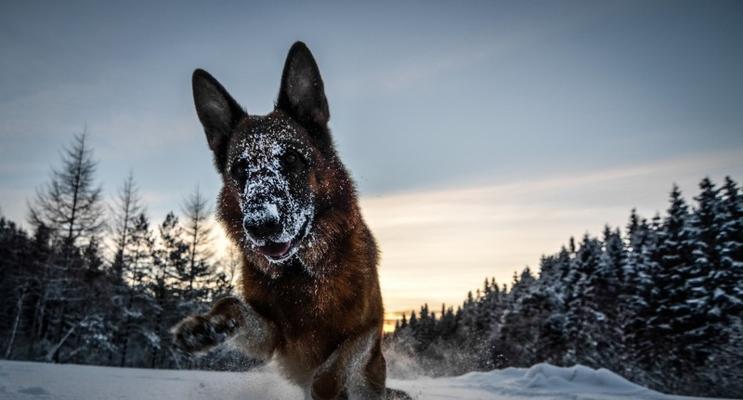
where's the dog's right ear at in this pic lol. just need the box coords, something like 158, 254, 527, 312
276, 42, 331, 147
192, 69, 246, 172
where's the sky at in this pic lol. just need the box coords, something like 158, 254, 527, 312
1, 1, 743, 320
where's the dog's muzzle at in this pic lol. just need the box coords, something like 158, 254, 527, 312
243, 203, 282, 242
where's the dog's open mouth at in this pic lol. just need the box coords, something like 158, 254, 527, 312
253, 217, 311, 262
256, 241, 292, 260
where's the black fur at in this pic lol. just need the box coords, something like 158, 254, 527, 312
192, 68, 246, 172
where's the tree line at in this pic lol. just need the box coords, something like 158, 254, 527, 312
0, 133, 255, 370
388, 177, 742, 398
2, 132, 741, 397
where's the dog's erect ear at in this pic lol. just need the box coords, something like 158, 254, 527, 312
277, 42, 330, 135
192, 69, 245, 170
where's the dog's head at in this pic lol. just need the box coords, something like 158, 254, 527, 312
193, 42, 356, 274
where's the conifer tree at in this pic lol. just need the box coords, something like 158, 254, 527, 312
27, 132, 105, 362
563, 235, 604, 366
715, 177, 743, 314
641, 186, 707, 389
149, 212, 187, 368
110, 172, 143, 279
117, 212, 157, 367
177, 187, 215, 308
29, 132, 105, 250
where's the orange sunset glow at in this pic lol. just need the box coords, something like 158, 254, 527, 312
210, 148, 743, 328
363, 149, 743, 323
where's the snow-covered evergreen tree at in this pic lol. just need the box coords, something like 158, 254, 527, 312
388, 178, 742, 397
176, 187, 215, 312
26, 132, 106, 363
714, 177, 743, 316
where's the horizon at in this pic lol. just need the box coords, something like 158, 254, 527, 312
2, 1, 743, 327
3, 137, 741, 332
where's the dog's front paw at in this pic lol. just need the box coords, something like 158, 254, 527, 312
171, 315, 225, 354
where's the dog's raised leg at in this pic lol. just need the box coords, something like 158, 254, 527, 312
171, 296, 276, 360
310, 326, 387, 400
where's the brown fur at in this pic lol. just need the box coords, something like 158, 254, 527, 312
218, 148, 384, 389
171, 42, 407, 400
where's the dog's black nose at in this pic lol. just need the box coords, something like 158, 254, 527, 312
243, 206, 282, 240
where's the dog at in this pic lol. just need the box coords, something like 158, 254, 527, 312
172, 42, 409, 400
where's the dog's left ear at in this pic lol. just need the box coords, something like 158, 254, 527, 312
193, 69, 246, 172
277, 42, 330, 139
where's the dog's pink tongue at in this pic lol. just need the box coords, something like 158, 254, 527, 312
257, 241, 291, 258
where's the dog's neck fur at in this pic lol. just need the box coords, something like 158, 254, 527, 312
238, 206, 380, 324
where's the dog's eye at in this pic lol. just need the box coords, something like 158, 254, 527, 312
230, 159, 248, 183
282, 150, 305, 173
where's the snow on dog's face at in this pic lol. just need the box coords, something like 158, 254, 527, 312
226, 115, 315, 263
192, 43, 354, 276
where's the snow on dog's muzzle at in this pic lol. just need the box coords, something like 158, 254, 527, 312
238, 135, 315, 262
242, 203, 294, 260
242, 203, 281, 242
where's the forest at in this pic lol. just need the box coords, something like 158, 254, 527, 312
0, 133, 741, 398
387, 176, 742, 398
0, 133, 253, 371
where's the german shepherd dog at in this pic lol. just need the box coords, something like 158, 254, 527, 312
172, 43, 408, 400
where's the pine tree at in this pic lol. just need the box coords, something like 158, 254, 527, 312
563, 234, 604, 367
149, 212, 187, 368
621, 210, 656, 380
642, 185, 708, 390
497, 267, 565, 367
689, 178, 729, 340
688, 177, 743, 395
107, 174, 146, 366
110, 172, 144, 279
118, 212, 158, 367
177, 187, 215, 308
29, 132, 105, 250
715, 177, 743, 313
0, 219, 36, 359
437, 304, 457, 340
26, 131, 106, 362
593, 227, 626, 370
408, 311, 418, 330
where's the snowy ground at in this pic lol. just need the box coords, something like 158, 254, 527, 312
0, 360, 710, 400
